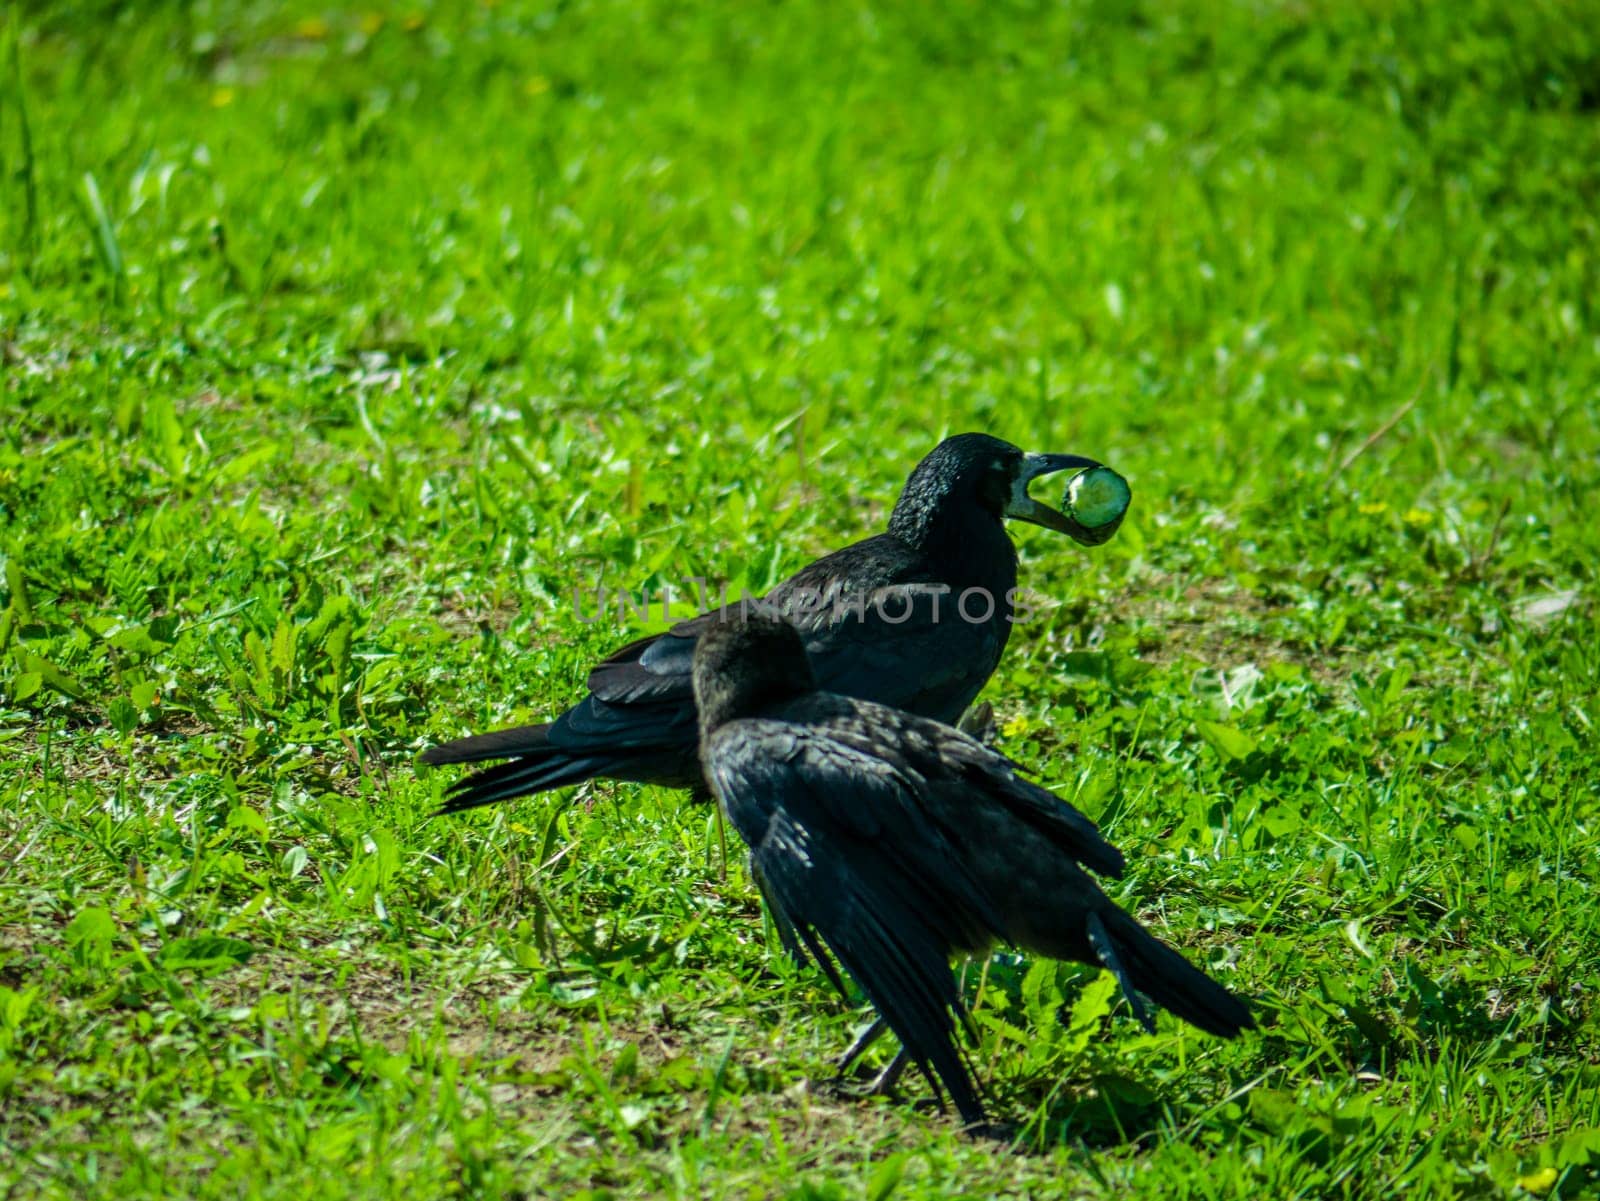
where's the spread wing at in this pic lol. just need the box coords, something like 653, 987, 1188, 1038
801, 697, 1126, 882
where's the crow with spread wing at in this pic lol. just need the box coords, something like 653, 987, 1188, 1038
692, 615, 1254, 1125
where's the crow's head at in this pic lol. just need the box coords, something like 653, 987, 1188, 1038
888, 433, 1120, 548
692, 614, 815, 733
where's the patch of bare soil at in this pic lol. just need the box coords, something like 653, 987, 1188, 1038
1113, 576, 1348, 686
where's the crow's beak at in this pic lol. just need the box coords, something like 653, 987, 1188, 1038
1004, 452, 1119, 546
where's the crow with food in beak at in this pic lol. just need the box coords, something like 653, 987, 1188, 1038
424, 434, 1127, 814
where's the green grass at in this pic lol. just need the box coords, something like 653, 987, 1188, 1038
3, 1, 1599, 1196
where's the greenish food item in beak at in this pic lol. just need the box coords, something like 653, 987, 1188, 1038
1062, 466, 1131, 536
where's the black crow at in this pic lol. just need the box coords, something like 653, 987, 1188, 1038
425, 434, 1126, 813
692, 615, 1254, 1126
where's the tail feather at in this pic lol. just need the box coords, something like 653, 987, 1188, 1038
421, 723, 555, 766
433, 753, 613, 814
1090, 908, 1255, 1038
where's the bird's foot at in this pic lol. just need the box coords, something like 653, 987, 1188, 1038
827, 1047, 910, 1103
959, 1118, 1017, 1142
822, 1071, 903, 1111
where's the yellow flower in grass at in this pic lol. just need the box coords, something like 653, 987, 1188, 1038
1516, 1166, 1559, 1195
1001, 714, 1031, 739
294, 17, 330, 39
210, 87, 236, 108
1358, 501, 1388, 516
1403, 508, 1433, 526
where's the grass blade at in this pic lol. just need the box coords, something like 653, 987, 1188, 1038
6, 12, 38, 270
78, 170, 125, 302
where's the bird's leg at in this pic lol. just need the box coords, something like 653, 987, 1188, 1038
834, 1016, 888, 1076
956, 701, 998, 747
827, 1020, 910, 1105
833, 964, 979, 1100
865, 1047, 911, 1097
